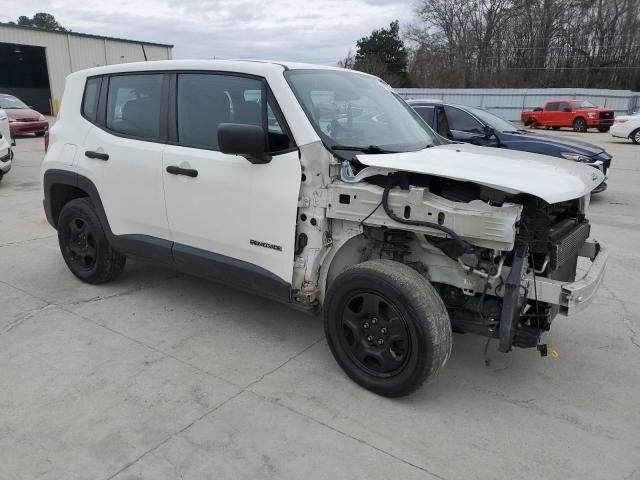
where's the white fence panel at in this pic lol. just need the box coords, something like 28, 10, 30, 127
396, 88, 640, 121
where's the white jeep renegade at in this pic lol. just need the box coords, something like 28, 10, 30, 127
42, 60, 607, 397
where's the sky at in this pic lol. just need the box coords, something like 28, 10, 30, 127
1, 0, 416, 65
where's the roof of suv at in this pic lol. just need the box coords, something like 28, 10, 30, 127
70, 59, 359, 80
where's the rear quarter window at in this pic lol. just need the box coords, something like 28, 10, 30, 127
82, 77, 101, 123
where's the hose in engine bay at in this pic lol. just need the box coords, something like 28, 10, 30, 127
381, 173, 474, 254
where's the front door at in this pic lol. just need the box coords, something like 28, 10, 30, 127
162, 73, 300, 297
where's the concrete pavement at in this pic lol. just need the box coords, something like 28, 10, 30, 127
1, 128, 639, 479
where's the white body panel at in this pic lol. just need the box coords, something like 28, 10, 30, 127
162, 147, 301, 282
611, 115, 640, 139
358, 143, 604, 204
78, 126, 170, 239
0, 109, 10, 175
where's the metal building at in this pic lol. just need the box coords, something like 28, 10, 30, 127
0, 23, 173, 114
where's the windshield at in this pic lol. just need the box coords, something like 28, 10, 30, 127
284, 70, 439, 152
466, 106, 518, 133
0, 95, 29, 109
572, 100, 596, 108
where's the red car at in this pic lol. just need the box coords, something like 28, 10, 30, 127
521, 100, 614, 133
0, 94, 49, 137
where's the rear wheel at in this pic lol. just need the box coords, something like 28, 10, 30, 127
573, 117, 587, 132
631, 128, 640, 144
597, 126, 610, 132
324, 260, 452, 397
57, 198, 126, 284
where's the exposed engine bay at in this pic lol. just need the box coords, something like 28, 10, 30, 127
322, 166, 596, 354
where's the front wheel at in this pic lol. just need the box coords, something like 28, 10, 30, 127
573, 117, 587, 132
324, 260, 452, 397
597, 126, 610, 133
631, 128, 640, 144
57, 198, 126, 284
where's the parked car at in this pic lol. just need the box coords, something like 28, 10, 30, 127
0, 93, 49, 137
409, 99, 611, 193
521, 100, 614, 132
0, 109, 12, 182
42, 60, 607, 397
610, 114, 640, 144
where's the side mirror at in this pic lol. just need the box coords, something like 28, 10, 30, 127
218, 123, 271, 164
483, 125, 495, 139
562, 107, 572, 112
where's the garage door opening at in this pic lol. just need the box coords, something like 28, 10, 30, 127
0, 42, 52, 114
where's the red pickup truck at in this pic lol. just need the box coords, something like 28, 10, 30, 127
521, 100, 615, 133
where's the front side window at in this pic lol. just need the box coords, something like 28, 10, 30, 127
285, 70, 438, 152
444, 106, 484, 134
176, 74, 292, 152
106, 74, 164, 140
559, 102, 572, 112
467, 106, 517, 133
572, 100, 595, 109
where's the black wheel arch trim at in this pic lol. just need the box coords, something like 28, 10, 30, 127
43, 169, 291, 302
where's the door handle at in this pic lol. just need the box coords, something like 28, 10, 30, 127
166, 165, 198, 178
85, 150, 109, 161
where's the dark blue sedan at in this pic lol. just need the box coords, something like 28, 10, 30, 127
407, 99, 611, 193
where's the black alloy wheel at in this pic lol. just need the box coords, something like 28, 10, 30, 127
64, 217, 97, 271
339, 291, 411, 376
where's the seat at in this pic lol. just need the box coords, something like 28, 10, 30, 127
179, 89, 231, 149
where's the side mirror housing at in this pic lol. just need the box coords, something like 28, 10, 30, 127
218, 123, 271, 164
483, 125, 495, 139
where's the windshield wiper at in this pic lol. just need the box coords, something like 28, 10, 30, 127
331, 145, 398, 154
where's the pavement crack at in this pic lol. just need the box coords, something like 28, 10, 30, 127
0, 234, 56, 248
103, 390, 243, 480
248, 390, 449, 480
3, 304, 55, 334
244, 336, 324, 389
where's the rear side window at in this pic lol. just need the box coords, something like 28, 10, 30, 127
106, 74, 164, 140
546, 102, 559, 111
413, 106, 435, 126
82, 77, 101, 123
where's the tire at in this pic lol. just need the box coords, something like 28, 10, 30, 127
323, 260, 452, 397
0, 172, 3, 183
57, 198, 126, 284
573, 117, 587, 132
35, 131, 46, 137
530, 119, 539, 129
597, 126, 610, 133
631, 128, 640, 145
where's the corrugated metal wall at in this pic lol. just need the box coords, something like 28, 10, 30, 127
396, 88, 640, 121
0, 24, 172, 113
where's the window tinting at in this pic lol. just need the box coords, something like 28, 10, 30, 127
82, 77, 101, 123
546, 102, 559, 111
106, 74, 163, 140
176, 74, 292, 153
414, 106, 435, 126
177, 74, 263, 150
443, 106, 483, 134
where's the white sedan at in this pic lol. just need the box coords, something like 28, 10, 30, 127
611, 113, 640, 144
0, 108, 12, 182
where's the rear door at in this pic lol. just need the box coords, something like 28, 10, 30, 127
162, 72, 300, 296
543, 102, 559, 126
78, 73, 172, 260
